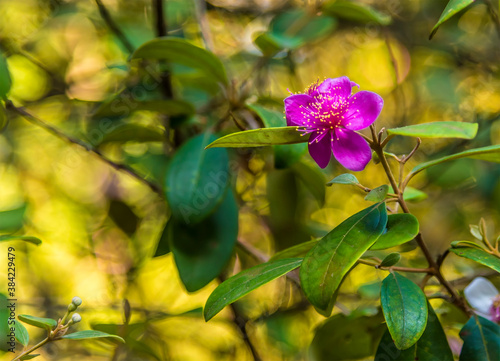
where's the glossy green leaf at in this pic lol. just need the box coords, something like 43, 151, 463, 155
380, 253, 401, 268
16, 320, 29, 346
0, 235, 42, 245
459, 315, 500, 361
450, 247, 500, 272
371, 214, 419, 250
18, 315, 57, 330
61, 330, 125, 343
292, 162, 326, 206
387, 121, 477, 139
94, 98, 194, 118
0, 102, 7, 132
311, 313, 386, 361
365, 185, 389, 202
0, 205, 26, 232
132, 37, 227, 85
380, 272, 428, 350
98, 124, 163, 145
268, 10, 337, 49
0, 51, 11, 98
411, 145, 500, 176
430, 0, 475, 39
269, 239, 318, 261
249, 104, 307, 168
172, 191, 238, 292
206, 127, 308, 148
323, 0, 392, 25
165, 133, 229, 224
300, 203, 387, 314
204, 258, 302, 321
327, 173, 360, 186
376, 302, 453, 361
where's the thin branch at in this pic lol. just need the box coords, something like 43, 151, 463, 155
94, 0, 135, 53
6, 101, 163, 196
357, 259, 433, 274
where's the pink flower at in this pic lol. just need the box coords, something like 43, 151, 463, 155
284, 76, 383, 171
464, 277, 500, 322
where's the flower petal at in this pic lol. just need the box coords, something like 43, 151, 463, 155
464, 277, 499, 315
343, 91, 384, 130
331, 129, 372, 171
308, 130, 332, 168
317, 76, 353, 100
284, 94, 314, 126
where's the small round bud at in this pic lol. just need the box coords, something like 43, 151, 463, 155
71, 297, 83, 307
71, 313, 82, 323
67, 303, 77, 312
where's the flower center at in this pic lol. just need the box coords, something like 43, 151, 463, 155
490, 295, 500, 323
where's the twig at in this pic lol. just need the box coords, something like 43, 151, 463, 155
94, 0, 135, 53
6, 101, 163, 196
357, 259, 432, 274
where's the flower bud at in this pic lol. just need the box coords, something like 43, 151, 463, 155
71, 313, 82, 323
71, 297, 83, 307
67, 303, 77, 312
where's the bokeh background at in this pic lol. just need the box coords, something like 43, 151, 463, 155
0, 0, 500, 360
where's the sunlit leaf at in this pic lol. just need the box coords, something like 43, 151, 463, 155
20, 355, 40, 360
204, 258, 302, 321
323, 0, 392, 25
165, 133, 229, 224
0, 235, 42, 245
411, 145, 500, 175
450, 246, 500, 272
18, 315, 57, 330
61, 330, 125, 343
300, 203, 387, 314
387, 121, 477, 139
380, 272, 428, 350
132, 37, 228, 85
379, 253, 401, 267
430, 0, 475, 39
0, 205, 26, 232
365, 185, 389, 202
371, 214, 419, 250
401, 186, 428, 202
206, 127, 308, 148
171, 191, 238, 292
269, 239, 318, 261
327, 173, 360, 186
376, 302, 453, 360
459, 315, 500, 361
16, 320, 29, 346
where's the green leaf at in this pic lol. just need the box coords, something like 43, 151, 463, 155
387, 121, 478, 139
204, 258, 302, 321
16, 320, 29, 346
300, 203, 387, 314
292, 162, 326, 206
253, 32, 282, 57
365, 185, 389, 202
20, 355, 40, 360
267, 10, 337, 49
430, 0, 475, 39
380, 253, 401, 268
323, 0, 392, 25
248, 104, 307, 168
171, 191, 238, 292
18, 315, 57, 330
402, 187, 428, 202
206, 127, 308, 148
97, 124, 164, 145
94, 98, 194, 118
459, 315, 500, 361
327, 173, 360, 186
376, 302, 453, 361
380, 272, 428, 350
450, 247, 500, 272
61, 330, 125, 343
311, 313, 386, 361
269, 239, 318, 261
0, 235, 42, 245
132, 37, 227, 85
451, 240, 485, 249
153, 220, 172, 257
411, 145, 500, 176
0, 102, 7, 132
0, 50, 11, 98
371, 214, 419, 250
0, 205, 26, 232
165, 133, 229, 224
